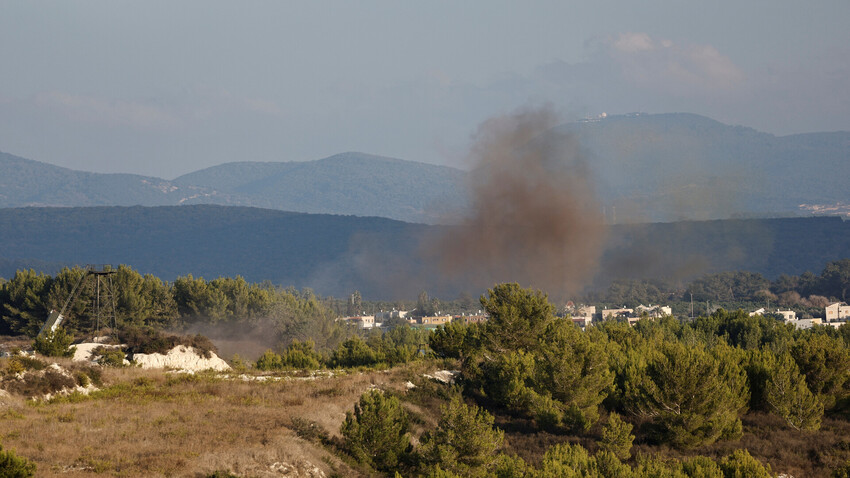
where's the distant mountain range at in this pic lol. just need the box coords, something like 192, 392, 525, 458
1, 206, 848, 299
559, 113, 850, 222
1, 113, 848, 223
0, 151, 467, 224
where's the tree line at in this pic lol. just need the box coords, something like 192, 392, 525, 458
0, 265, 347, 350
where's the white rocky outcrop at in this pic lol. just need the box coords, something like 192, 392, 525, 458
132, 345, 230, 372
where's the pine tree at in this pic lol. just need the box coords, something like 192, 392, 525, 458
419, 395, 504, 476
624, 341, 743, 449
765, 352, 823, 431
533, 318, 613, 431
599, 413, 635, 460
340, 390, 410, 471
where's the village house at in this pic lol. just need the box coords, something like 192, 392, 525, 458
794, 318, 823, 330
825, 302, 850, 321
776, 310, 797, 322
337, 315, 376, 329
457, 314, 487, 325
570, 305, 596, 328
602, 307, 633, 321
635, 304, 673, 318
420, 315, 452, 326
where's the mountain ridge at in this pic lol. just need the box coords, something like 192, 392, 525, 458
2, 113, 849, 223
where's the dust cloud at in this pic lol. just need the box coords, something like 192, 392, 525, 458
424, 106, 607, 298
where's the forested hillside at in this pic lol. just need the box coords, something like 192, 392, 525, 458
0, 206, 848, 299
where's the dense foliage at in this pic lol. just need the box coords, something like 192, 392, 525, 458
0, 266, 353, 354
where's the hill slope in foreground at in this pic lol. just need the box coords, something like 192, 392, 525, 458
0, 205, 848, 298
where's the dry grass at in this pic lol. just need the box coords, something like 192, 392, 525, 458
0, 357, 421, 477
6, 354, 842, 477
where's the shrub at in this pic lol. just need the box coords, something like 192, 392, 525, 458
4, 367, 76, 397
538, 443, 630, 477
599, 413, 635, 460
681, 456, 723, 478
419, 395, 504, 476
718, 449, 771, 478
9, 356, 46, 372
254, 349, 283, 371
340, 390, 410, 471
92, 347, 127, 367
0, 444, 36, 477
281, 340, 322, 369
206, 471, 239, 478
119, 326, 217, 358
331, 336, 379, 368
229, 354, 249, 372
32, 328, 76, 358
290, 416, 329, 443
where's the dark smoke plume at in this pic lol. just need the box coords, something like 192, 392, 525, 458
425, 106, 607, 297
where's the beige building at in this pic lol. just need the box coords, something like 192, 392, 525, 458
602, 308, 633, 321
420, 315, 452, 326
337, 315, 376, 328
776, 310, 797, 321
459, 315, 487, 325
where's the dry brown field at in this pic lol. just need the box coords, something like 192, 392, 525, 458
0, 357, 435, 477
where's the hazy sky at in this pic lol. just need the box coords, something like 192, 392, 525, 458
1, 1, 848, 178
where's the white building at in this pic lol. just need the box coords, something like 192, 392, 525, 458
825, 302, 850, 321
337, 315, 376, 328
635, 304, 673, 318
793, 318, 823, 330
776, 310, 797, 322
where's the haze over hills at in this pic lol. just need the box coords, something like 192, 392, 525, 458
561, 113, 850, 222
1, 205, 848, 299
173, 152, 468, 224
0, 151, 466, 224
2, 113, 848, 224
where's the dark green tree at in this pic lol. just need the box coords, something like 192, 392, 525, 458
532, 318, 613, 431
822, 259, 850, 302
791, 333, 850, 409
429, 321, 481, 360
340, 390, 410, 472
623, 341, 744, 448
0, 269, 52, 337
764, 352, 823, 431
599, 413, 635, 460
480, 283, 555, 353
419, 395, 504, 476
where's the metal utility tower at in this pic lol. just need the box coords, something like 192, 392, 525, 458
39, 264, 119, 338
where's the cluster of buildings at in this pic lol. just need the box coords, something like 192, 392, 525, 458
567, 303, 673, 328
336, 310, 488, 329
337, 302, 850, 332
750, 302, 850, 330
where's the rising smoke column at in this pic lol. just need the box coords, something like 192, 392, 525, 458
429, 106, 607, 297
